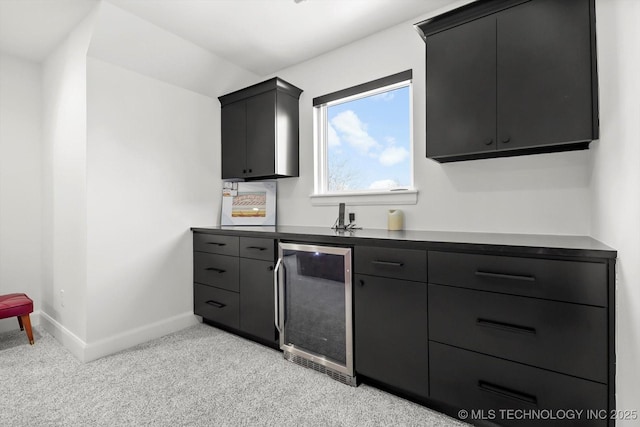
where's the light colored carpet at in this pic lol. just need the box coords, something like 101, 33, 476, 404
1, 323, 467, 426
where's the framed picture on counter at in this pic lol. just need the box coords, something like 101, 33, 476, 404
221, 181, 276, 226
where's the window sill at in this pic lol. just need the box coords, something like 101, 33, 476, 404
310, 189, 418, 206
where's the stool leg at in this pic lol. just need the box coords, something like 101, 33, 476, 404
19, 314, 34, 345
17, 316, 24, 331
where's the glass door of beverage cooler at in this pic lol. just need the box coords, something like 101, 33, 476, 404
275, 243, 355, 385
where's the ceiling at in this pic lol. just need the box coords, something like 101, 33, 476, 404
0, 0, 461, 76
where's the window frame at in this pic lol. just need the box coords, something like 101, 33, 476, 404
311, 70, 417, 206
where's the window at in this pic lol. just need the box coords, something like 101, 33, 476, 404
312, 70, 415, 205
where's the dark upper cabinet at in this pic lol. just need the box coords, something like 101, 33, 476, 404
416, 0, 598, 162
221, 101, 246, 179
426, 16, 497, 158
219, 77, 303, 179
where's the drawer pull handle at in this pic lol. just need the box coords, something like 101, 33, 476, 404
372, 260, 404, 267
478, 381, 537, 406
205, 267, 226, 274
206, 242, 226, 247
246, 246, 267, 251
475, 270, 535, 282
205, 300, 226, 309
477, 318, 536, 336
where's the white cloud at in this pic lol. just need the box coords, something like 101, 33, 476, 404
371, 92, 395, 102
327, 123, 340, 147
330, 110, 379, 154
379, 145, 409, 166
369, 179, 399, 190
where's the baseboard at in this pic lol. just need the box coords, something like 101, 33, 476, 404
39, 311, 88, 361
83, 312, 199, 362
0, 310, 41, 333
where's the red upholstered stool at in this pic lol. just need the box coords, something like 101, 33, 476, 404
0, 293, 34, 345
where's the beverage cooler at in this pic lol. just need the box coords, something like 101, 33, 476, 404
274, 242, 356, 386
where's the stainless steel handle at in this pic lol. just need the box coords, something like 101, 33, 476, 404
273, 257, 283, 334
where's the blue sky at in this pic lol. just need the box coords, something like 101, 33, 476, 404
327, 85, 411, 191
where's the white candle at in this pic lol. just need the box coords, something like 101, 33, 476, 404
388, 209, 404, 231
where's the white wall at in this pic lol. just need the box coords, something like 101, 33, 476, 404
40, 8, 97, 354
272, 7, 591, 235
591, 1, 640, 423
78, 3, 257, 359
84, 57, 218, 354
0, 53, 42, 333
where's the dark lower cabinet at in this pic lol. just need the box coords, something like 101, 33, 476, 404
194, 233, 277, 347
430, 342, 607, 427
428, 250, 613, 426
354, 274, 428, 398
239, 258, 276, 343
192, 229, 615, 427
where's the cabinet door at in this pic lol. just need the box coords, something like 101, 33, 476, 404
426, 16, 496, 159
239, 258, 276, 343
245, 91, 276, 178
497, 0, 594, 150
354, 274, 428, 398
221, 101, 247, 179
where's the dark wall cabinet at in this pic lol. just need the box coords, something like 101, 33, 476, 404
416, 0, 598, 162
218, 78, 302, 179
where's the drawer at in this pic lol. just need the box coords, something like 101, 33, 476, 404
240, 237, 275, 261
429, 284, 607, 383
193, 233, 239, 256
430, 342, 608, 427
194, 252, 239, 292
428, 251, 607, 306
194, 283, 239, 329
355, 246, 427, 282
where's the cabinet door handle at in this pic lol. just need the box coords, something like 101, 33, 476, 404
359, 279, 365, 287
246, 246, 267, 251
371, 260, 404, 267
484, 138, 494, 146
475, 270, 535, 282
205, 300, 226, 309
501, 137, 511, 144
477, 318, 536, 336
478, 381, 537, 406
205, 267, 226, 274
206, 242, 226, 247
